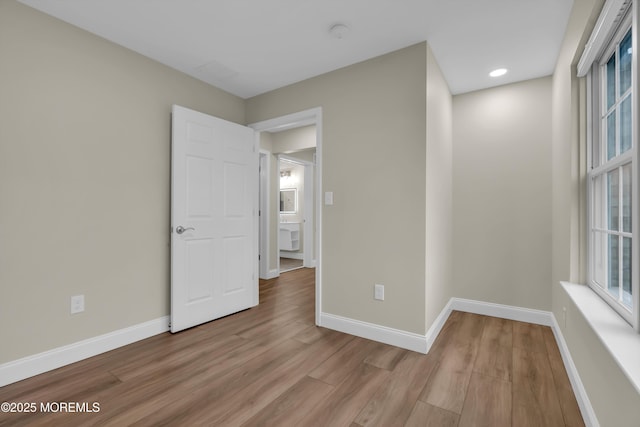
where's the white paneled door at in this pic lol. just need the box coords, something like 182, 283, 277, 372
171, 105, 258, 333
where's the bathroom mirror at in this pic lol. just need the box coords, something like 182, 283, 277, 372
280, 188, 297, 213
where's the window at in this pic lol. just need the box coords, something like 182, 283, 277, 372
587, 3, 638, 328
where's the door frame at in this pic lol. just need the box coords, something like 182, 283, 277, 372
258, 150, 272, 279
249, 107, 323, 326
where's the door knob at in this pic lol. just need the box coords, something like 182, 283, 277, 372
176, 226, 195, 234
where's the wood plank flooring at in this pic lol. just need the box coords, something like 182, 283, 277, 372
0, 268, 584, 426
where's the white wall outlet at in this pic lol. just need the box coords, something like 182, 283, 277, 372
71, 295, 85, 314
374, 284, 384, 301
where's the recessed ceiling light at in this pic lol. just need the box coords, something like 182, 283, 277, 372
329, 23, 350, 39
489, 68, 508, 77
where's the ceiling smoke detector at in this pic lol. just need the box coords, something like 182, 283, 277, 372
329, 23, 350, 39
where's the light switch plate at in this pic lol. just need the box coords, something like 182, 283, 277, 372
325, 191, 334, 205
374, 284, 384, 301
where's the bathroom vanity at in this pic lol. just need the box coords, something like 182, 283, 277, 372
279, 222, 300, 251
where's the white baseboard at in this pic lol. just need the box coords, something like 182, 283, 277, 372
425, 300, 454, 352
317, 298, 552, 356
449, 297, 554, 326
261, 269, 279, 280
280, 251, 304, 260
550, 315, 600, 427
320, 312, 428, 353
0, 316, 170, 387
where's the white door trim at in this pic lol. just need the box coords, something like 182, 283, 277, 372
303, 160, 315, 268
249, 107, 323, 325
258, 150, 275, 279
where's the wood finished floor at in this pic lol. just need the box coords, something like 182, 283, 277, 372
0, 268, 584, 426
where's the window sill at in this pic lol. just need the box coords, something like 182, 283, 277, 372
561, 282, 640, 394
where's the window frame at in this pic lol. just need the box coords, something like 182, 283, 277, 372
586, 2, 639, 330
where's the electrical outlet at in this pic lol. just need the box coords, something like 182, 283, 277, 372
374, 284, 384, 301
71, 295, 85, 314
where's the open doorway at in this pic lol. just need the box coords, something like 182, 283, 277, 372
250, 108, 323, 326
278, 155, 315, 272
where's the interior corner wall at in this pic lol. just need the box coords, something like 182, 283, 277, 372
550, 0, 640, 424
246, 43, 428, 334
0, 0, 245, 364
425, 44, 453, 328
452, 77, 553, 311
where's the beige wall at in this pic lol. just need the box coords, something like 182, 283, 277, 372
0, 1, 245, 363
270, 125, 316, 153
247, 43, 429, 334
259, 130, 274, 152
550, 0, 640, 425
285, 149, 316, 164
452, 77, 553, 310
425, 44, 454, 327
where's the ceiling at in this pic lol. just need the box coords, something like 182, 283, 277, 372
19, 0, 575, 99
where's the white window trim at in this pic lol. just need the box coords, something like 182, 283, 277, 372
578, 0, 633, 77
585, 0, 639, 330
